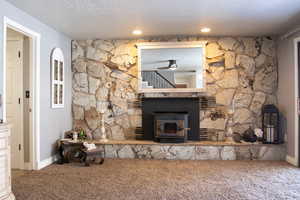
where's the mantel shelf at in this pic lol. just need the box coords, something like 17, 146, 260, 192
65, 139, 284, 147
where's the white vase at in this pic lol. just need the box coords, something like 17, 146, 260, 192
73, 132, 78, 142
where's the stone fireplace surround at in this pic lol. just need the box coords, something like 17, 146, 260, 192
71, 36, 285, 160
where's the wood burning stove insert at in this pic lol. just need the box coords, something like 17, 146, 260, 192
154, 112, 189, 143
141, 97, 200, 142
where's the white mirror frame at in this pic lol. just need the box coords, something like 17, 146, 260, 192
51, 48, 65, 108
137, 41, 207, 93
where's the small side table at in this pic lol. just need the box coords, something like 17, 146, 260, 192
58, 140, 104, 166
81, 149, 105, 166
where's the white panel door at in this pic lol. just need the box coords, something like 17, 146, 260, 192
6, 39, 23, 169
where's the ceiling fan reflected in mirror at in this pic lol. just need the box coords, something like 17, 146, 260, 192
157, 59, 178, 70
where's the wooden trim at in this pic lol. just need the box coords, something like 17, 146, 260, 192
286, 155, 297, 166
3, 16, 41, 170
37, 154, 58, 170
294, 36, 300, 167
137, 41, 207, 93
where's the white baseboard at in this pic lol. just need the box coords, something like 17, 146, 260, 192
37, 154, 58, 170
286, 155, 298, 166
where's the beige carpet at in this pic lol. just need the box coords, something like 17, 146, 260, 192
12, 159, 300, 200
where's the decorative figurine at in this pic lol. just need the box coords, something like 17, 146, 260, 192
254, 128, 263, 142
226, 100, 235, 141
232, 132, 242, 143
78, 129, 87, 140
83, 142, 96, 151
72, 131, 78, 142
242, 127, 257, 143
217, 131, 225, 141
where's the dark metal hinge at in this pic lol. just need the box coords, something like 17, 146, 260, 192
18, 51, 21, 58
19, 144, 21, 151
18, 98, 21, 104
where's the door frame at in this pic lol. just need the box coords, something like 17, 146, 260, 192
3, 16, 41, 170
294, 36, 300, 166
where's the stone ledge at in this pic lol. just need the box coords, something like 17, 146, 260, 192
89, 140, 286, 161
88, 139, 281, 146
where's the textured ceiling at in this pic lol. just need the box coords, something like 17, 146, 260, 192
6, 0, 300, 39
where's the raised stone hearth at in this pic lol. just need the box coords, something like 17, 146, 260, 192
91, 140, 285, 161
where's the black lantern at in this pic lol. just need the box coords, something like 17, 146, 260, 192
262, 104, 282, 144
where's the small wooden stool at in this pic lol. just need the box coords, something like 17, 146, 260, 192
81, 148, 104, 166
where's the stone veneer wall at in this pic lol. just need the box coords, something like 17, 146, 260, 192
72, 36, 277, 140
101, 144, 285, 161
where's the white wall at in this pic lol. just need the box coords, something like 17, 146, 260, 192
278, 32, 300, 159
0, 0, 72, 162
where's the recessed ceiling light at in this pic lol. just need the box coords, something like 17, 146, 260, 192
201, 27, 211, 33
132, 29, 142, 35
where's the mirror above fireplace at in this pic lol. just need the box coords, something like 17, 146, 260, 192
137, 41, 207, 93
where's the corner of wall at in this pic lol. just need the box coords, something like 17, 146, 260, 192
286, 155, 298, 166
37, 154, 59, 170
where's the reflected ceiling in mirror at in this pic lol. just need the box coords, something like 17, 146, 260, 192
137, 42, 207, 93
